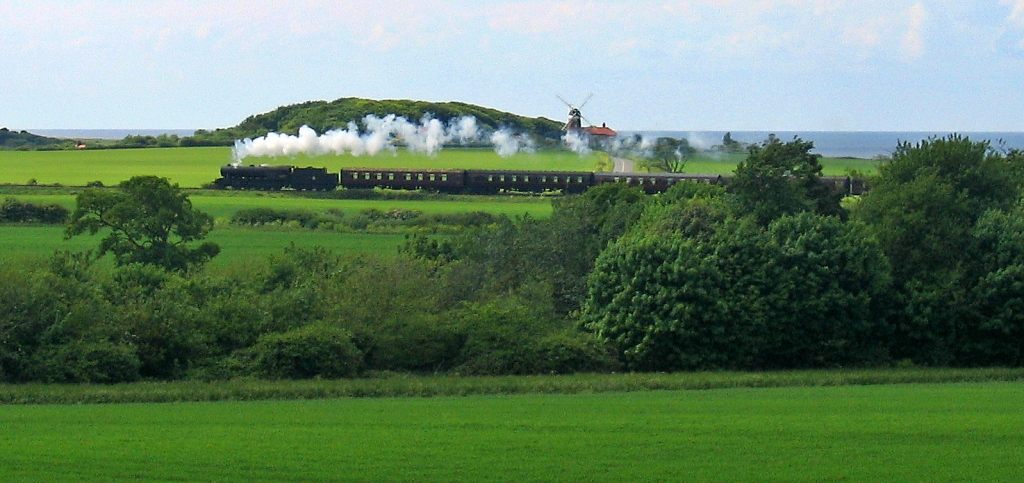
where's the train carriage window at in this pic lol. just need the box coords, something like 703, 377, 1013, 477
388, 173, 395, 180
626, 177, 633, 183
576, 176, 584, 183
499, 175, 506, 182
553, 176, 559, 183
417, 174, 424, 181
511, 175, 518, 182
405, 173, 412, 181
441, 174, 448, 181
375, 173, 382, 180
429, 174, 436, 181
363, 173, 370, 180
541, 176, 547, 183
488, 175, 494, 182
524, 175, 530, 182
351, 173, 359, 179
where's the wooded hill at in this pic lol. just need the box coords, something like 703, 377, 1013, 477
189, 98, 565, 146
0, 128, 73, 150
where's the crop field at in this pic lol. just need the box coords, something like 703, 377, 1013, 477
0, 190, 554, 219
0, 146, 877, 188
0, 147, 605, 188
0, 225, 416, 267
2, 381, 1022, 482
679, 152, 879, 176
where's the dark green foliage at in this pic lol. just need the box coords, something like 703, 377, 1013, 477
0, 198, 70, 223
731, 135, 844, 225
853, 135, 1024, 365
582, 192, 892, 371
856, 135, 1022, 282
646, 136, 694, 172
249, 324, 362, 379
27, 341, 140, 384
66, 176, 220, 271
187, 98, 564, 146
232, 206, 499, 233
0, 128, 71, 150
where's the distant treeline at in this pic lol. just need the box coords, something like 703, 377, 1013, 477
4, 98, 565, 151
0, 128, 77, 151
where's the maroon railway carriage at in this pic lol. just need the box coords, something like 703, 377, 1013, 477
594, 172, 725, 193
340, 168, 466, 192
464, 170, 594, 194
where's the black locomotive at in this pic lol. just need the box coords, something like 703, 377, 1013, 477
215, 164, 866, 195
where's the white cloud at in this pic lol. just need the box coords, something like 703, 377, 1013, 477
901, 3, 928, 59
1005, 0, 1024, 24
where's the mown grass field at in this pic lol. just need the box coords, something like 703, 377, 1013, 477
0, 146, 878, 188
0, 190, 554, 220
0, 147, 605, 188
0, 225, 416, 266
0, 190, 554, 264
2, 381, 1022, 482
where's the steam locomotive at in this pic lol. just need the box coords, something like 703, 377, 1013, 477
214, 164, 866, 195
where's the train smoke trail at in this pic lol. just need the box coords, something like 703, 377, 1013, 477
562, 131, 592, 156
232, 115, 538, 162
490, 129, 535, 158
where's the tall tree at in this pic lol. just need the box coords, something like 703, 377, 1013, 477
730, 135, 843, 225
66, 176, 220, 272
647, 137, 693, 173
853, 135, 1024, 364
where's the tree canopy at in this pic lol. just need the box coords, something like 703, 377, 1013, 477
66, 176, 220, 272
730, 135, 844, 225
188, 98, 565, 146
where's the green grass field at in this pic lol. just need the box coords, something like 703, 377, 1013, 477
0, 147, 605, 188
2, 382, 1021, 482
0, 226, 417, 267
0, 146, 876, 188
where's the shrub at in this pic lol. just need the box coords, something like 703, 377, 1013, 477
250, 324, 362, 379
0, 198, 70, 224
28, 341, 140, 384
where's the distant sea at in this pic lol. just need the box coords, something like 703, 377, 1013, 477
30, 129, 196, 140
28, 128, 1024, 160
632, 131, 1024, 159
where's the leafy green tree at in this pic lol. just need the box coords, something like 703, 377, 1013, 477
581, 192, 892, 371
646, 137, 693, 172
66, 176, 220, 272
852, 135, 1024, 364
730, 135, 843, 225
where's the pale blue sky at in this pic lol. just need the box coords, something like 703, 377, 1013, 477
3, 0, 1023, 131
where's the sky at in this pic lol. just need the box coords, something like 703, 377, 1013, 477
2, 0, 1024, 132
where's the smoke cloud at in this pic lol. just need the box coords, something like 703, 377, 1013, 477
232, 114, 539, 162
490, 129, 535, 157
561, 131, 592, 156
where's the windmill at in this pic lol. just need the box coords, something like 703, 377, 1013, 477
558, 93, 593, 133
557, 93, 617, 139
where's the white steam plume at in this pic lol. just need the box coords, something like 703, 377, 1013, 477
562, 131, 592, 156
490, 129, 535, 157
232, 114, 515, 163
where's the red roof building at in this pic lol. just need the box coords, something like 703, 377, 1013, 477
584, 123, 617, 137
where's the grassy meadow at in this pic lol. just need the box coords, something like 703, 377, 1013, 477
0, 225, 416, 267
2, 380, 1023, 482
0, 145, 878, 188
0, 147, 606, 188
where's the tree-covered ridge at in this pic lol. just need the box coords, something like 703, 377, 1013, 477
0, 128, 73, 150
191, 98, 565, 146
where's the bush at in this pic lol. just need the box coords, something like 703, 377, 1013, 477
0, 198, 70, 224
28, 341, 140, 384
531, 332, 620, 374
250, 324, 362, 379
